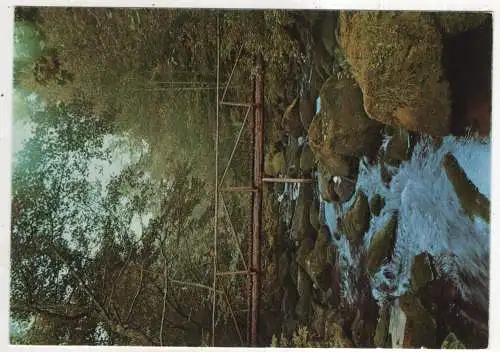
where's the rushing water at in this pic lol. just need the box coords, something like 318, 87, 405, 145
315, 97, 491, 312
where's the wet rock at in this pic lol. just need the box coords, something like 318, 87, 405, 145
441, 332, 466, 349
366, 213, 398, 274
308, 76, 382, 158
442, 152, 490, 223
299, 92, 316, 130
384, 127, 411, 167
299, 144, 315, 173
333, 175, 357, 203
282, 96, 306, 138
437, 12, 490, 34
290, 184, 315, 241
410, 252, 435, 291
399, 292, 437, 348
374, 307, 392, 348
369, 194, 385, 216
339, 11, 451, 136
341, 191, 371, 245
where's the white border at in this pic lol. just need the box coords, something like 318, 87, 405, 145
1, 1, 498, 352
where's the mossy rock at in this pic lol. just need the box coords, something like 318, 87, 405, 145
384, 127, 411, 167
285, 135, 300, 170
374, 307, 392, 348
339, 11, 451, 136
281, 274, 299, 319
442, 153, 490, 223
366, 213, 398, 274
437, 12, 490, 34
441, 332, 466, 349
299, 92, 316, 130
318, 166, 334, 202
351, 307, 377, 347
264, 150, 286, 177
399, 292, 437, 348
299, 144, 315, 173
290, 184, 315, 241
410, 252, 435, 291
369, 194, 385, 216
308, 76, 382, 158
282, 96, 306, 138
309, 202, 321, 231
341, 190, 371, 245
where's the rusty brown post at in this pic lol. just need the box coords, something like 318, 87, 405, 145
261, 177, 314, 183
250, 54, 264, 347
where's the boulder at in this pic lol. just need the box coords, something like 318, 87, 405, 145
308, 76, 382, 159
410, 252, 435, 291
351, 292, 379, 347
369, 194, 385, 216
366, 213, 398, 274
399, 292, 437, 348
299, 144, 315, 173
339, 11, 451, 136
341, 191, 371, 245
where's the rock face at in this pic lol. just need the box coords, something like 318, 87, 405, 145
339, 11, 451, 136
341, 191, 371, 245
308, 76, 382, 158
333, 175, 357, 203
366, 213, 398, 274
374, 307, 392, 348
264, 150, 286, 176
299, 92, 316, 130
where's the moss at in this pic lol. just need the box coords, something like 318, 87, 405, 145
437, 12, 490, 34
339, 11, 450, 136
367, 213, 398, 274
441, 332, 466, 349
341, 190, 371, 245
410, 252, 434, 291
369, 194, 385, 216
442, 153, 490, 223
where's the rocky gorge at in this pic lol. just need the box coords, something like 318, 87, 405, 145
263, 11, 492, 348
